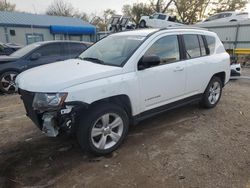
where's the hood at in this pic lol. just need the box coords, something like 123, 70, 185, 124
16, 59, 123, 92
0, 55, 19, 62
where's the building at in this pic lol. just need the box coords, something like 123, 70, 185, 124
196, 19, 250, 55
0, 11, 96, 45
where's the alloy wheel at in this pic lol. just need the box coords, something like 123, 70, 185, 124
1, 73, 18, 93
91, 113, 124, 150
208, 81, 221, 105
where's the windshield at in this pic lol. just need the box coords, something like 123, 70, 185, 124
79, 35, 145, 67
10, 43, 41, 57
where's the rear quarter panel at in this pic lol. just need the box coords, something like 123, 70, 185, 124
200, 36, 230, 93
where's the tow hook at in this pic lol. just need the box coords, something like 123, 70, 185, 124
42, 113, 59, 137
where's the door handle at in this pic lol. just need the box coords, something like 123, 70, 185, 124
174, 66, 184, 72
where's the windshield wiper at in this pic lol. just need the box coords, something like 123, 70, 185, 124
82, 57, 104, 64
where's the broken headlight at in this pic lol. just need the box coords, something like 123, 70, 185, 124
32, 93, 68, 111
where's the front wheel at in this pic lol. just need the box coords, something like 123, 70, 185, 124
77, 103, 129, 155
0, 71, 18, 94
139, 20, 146, 28
200, 77, 222, 108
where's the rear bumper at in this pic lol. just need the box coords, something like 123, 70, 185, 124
19, 89, 88, 136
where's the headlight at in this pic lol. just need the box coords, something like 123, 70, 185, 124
32, 93, 68, 111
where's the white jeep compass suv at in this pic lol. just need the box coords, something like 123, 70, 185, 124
16, 28, 230, 155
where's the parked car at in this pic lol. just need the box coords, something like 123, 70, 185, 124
229, 55, 241, 77
231, 63, 241, 76
16, 28, 230, 155
197, 11, 249, 24
0, 41, 91, 94
0, 42, 23, 56
139, 13, 183, 28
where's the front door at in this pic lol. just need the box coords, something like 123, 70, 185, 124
137, 35, 186, 112
27, 43, 63, 69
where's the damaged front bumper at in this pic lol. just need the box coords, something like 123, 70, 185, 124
19, 89, 88, 137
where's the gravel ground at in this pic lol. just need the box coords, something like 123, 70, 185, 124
0, 69, 250, 188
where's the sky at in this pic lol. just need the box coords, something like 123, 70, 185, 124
7, 0, 250, 16
8, 0, 143, 15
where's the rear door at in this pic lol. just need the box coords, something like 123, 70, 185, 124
27, 43, 63, 68
183, 34, 211, 95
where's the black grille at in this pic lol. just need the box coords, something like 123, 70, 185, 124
19, 89, 43, 129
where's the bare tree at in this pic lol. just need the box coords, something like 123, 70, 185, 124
0, 0, 15, 11
211, 0, 248, 13
173, 0, 212, 24
149, 0, 174, 13
123, 3, 154, 24
89, 9, 116, 31
173, 0, 248, 24
46, 0, 74, 17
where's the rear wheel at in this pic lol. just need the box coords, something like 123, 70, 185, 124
200, 77, 222, 108
0, 71, 18, 94
77, 103, 129, 155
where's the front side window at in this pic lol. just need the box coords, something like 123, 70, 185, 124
79, 35, 145, 67
10, 43, 41, 57
206, 14, 219, 21
153, 14, 159, 19
205, 35, 216, 54
183, 34, 201, 59
144, 35, 180, 65
219, 13, 232, 18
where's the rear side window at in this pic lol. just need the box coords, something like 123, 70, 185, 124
205, 36, 216, 54
183, 34, 201, 59
35, 43, 61, 57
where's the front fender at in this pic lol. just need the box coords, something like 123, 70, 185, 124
61, 73, 141, 116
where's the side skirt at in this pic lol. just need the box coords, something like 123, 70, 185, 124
133, 94, 203, 124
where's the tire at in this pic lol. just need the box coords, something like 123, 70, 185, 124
200, 76, 222, 108
77, 103, 129, 155
0, 71, 18, 94
139, 20, 146, 28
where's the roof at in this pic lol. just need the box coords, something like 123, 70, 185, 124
0, 11, 94, 28
112, 27, 211, 37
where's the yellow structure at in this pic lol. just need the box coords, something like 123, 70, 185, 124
234, 48, 250, 55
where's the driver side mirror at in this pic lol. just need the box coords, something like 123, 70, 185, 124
149, 15, 153, 19
138, 55, 161, 70
30, 53, 41, 61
